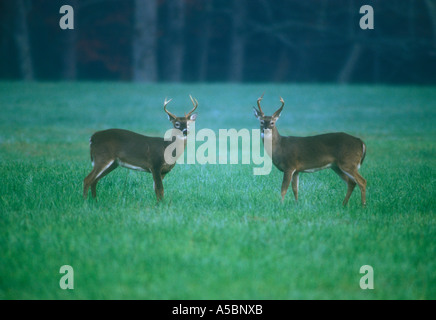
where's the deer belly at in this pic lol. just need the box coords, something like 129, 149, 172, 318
161, 163, 175, 173
302, 163, 333, 173
117, 159, 150, 172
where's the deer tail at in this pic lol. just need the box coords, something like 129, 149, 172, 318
89, 137, 94, 165
360, 141, 366, 165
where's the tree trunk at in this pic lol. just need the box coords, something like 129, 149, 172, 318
338, 0, 360, 84
13, 0, 34, 81
424, 0, 436, 41
132, 0, 158, 82
197, 0, 212, 81
272, 48, 290, 82
338, 43, 362, 84
163, 0, 185, 82
61, 0, 78, 80
229, 0, 246, 82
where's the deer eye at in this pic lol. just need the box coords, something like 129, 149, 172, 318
270, 122, 275, 126
175, 122, 181, 129
260, 120, 264, 125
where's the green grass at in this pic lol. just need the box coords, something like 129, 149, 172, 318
0, 82, 435, 299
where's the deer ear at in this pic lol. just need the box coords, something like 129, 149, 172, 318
189, 113, 197, 121
253, 107, 260, 119
272, 107, 283, 120
272, 112, 281, 121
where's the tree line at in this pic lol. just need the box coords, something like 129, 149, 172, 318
0, 0, 435, 83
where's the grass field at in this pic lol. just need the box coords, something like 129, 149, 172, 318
0, 82, 435, 299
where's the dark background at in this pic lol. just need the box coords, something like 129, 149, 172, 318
0, 0, 435, 84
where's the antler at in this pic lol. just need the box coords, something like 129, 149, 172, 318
272, 97, 285, 118
256, 93, 265, 116
163, 97, 177, 120
186, 95, 198, 118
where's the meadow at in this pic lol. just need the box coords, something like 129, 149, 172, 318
0, 82, 434, 299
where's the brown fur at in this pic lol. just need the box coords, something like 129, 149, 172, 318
254, 96, 366, 206
83, 97, 198, 202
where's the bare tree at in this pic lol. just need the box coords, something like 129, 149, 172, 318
338, 44, 363, 84
338, 0, 362, 84
229, 0, 246, 82
61, 0, 78, 80
197, 0, 213, 81
132, 0, 158, 82
12, 0, 34, 80
163, 0, 186, 82
424, 0, 436, 43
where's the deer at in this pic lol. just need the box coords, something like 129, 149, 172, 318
83, 96, 198, 202
253, 94, 367, 206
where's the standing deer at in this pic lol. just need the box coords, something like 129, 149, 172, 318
253, 94, 367, 206
83, 96, 198, 201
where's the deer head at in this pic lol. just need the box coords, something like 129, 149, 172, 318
253, 93, 284, 137
164, 95, 198, 137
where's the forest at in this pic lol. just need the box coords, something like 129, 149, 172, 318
0, 0, 435, 83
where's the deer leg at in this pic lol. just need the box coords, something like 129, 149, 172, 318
90, 162, 118, 198
83, 160, 116, 199
281, 170, 294, 203
83, 170, 97, 199
353, 171, 367, 206
343, 180, 356, 206
332, 166, 356, 206
152, 170, 164, 202
291, 171, 299, 202
338, 166, 366, 207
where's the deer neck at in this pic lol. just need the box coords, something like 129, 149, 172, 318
162, 129, 189, 168
272, 126, 281, 145
170, 129, 189, 147
263, 126, 281, 146
262, 126, 282, 159
172, 128, 189, 153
